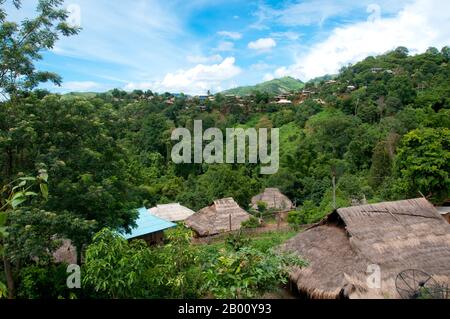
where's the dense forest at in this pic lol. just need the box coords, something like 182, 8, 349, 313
0, 0, 449, 300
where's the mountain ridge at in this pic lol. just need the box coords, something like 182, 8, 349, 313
221, 76, 305, 96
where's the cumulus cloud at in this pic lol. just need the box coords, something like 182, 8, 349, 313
248, 38, 277, 51
217, 31, 243, 40
125, 57, 241, 95
267, 0, 450, 81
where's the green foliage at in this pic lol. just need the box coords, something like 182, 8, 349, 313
17, 264, 72, 299
226, 232, 251, 251
0, 280, 6, 298
204, 246, 305, 299
6, 209, 96, 264
83, 228, 151, 299
0, 0, 80, 99
222, 76, 304, 96
1, 33, 450, 299
177, 165, 261, 210
256, 201, 267, 212
394, 128, 450, 204
241, 216, 261, 229
288, 200, 319, 226
144, 227, 204, 299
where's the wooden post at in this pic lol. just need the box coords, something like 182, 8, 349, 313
332, 174, 337, 210
332, 166, 337, 210
229, 214, 232, 232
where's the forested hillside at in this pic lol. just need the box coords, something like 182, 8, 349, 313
2, 47, 449, 221
222, 76, 305, 96
1, 46, 449, 299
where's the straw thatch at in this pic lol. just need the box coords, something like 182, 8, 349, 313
251, 188, 294, 212
148, 203, 195, 222
185, 198, 251, 237
53, 239, 78, 264
282, 198, 450, 299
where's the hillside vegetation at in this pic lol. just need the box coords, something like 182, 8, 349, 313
222, 76, 305, 96
1, 46, 449, 299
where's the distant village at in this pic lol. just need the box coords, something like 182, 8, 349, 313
106, 66, 400, 112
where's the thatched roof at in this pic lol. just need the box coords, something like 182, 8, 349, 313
53, 239, 78, 264
149, 203, 195, 222
282, 198, 450, 299
251, 188, 294, 212
185, 198, 251, 237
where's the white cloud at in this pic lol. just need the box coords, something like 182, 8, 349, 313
215, 41, 235, 52
248, 38, 277, 51
124, 82, 154, 91
267, 0, 450, 81
270, 31, 301, 41
217, 31, 243, 40
126, 57, 241, 95
252, 0, 414, 28
187, 54, 223, 64
61, 81, 102, 92
263, 73, 275, 81
15, 0, 197, 85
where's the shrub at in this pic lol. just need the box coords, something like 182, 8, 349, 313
241, 216, 261, 229
17, 264, 74, 299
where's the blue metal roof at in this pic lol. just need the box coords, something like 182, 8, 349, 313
123, 207, 176, 240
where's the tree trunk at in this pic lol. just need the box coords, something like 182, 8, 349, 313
3, 256, 15, 299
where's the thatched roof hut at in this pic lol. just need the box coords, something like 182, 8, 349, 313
251, 188, 294, 212
185, 198, 251, 237
282, 198, 450, 299
437, 206, 450, 224
148, 203, 195, 222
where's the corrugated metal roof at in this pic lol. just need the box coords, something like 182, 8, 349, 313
123, 207, 176, 240
437, 207, 450, 215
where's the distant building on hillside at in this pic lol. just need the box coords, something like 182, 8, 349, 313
371, 67, 384, 73
276, 98, 292, 105
251, 188, 294, 213
185, 198, 251, 237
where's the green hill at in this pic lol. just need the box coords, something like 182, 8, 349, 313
222, 76, 304, 96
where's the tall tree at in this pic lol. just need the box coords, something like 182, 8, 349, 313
395, 128, 450, 204
0, 0, 80, 100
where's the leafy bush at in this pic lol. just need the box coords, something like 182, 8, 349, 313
241, 217, 261, 229
17, 264, 73, 299
83, 228, 151, 298
226, 232, 251, 251
204, 247, 306, 299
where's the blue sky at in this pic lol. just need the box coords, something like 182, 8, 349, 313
6, 0, 450, 95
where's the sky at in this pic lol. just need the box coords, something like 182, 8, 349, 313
5, 0, 450, 95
